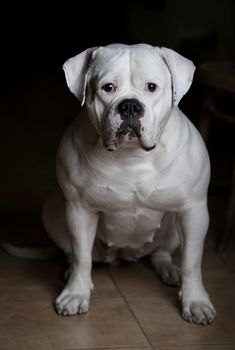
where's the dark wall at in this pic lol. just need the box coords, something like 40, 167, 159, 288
1, 0, 234, 86
0, 0, 234, 244
0, 2, 130, 85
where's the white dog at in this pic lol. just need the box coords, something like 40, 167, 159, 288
42, 43, 216, 324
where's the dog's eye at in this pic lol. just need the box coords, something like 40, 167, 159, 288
147, 82, 157, 92
102, 83, 116, 93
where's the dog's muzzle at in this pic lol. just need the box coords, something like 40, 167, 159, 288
103, 98, 156, 152
115, 98, 143, 142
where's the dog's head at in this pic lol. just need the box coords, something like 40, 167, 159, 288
63, 44, 195, 151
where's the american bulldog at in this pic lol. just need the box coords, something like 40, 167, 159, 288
42, 43, 216, 324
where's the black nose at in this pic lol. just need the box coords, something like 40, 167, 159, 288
117, 99, 143, 118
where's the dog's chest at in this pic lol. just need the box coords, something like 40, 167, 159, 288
81, 159, 160, 211
80, 159, 177, 250
81, 156, 180, 213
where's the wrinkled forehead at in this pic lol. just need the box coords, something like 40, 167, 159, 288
89, 46, 168, 82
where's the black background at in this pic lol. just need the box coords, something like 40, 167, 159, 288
0, 0, 234, 246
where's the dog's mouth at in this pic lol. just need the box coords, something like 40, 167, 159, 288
104, 127, 156, 152
102, 105, 156, 152
105, 143, 156, 152
141, 144, 156, 152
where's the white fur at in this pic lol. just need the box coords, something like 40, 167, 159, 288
43, 44, 216, 324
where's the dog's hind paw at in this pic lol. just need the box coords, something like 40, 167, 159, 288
156, 262, 181, 287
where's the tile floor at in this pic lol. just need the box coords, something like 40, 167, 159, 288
0, 242, 235, 350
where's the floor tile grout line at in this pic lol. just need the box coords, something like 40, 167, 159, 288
63, 346, 152, 350
106, 267, 155, 350
63, 341, 235, 350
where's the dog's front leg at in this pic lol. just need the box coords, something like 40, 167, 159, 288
55, 201, 98, 316
177, 202, 216, 325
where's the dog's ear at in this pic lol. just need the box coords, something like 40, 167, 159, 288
63, 47, 97, 106
158, 47, 196, 105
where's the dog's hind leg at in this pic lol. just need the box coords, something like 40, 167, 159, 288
42, 189, 72, 259
151, 212, 181, 287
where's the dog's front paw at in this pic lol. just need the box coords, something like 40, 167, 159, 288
180, 289, 216, 325
182, 300, 216, 325
55, 288, 91, 316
